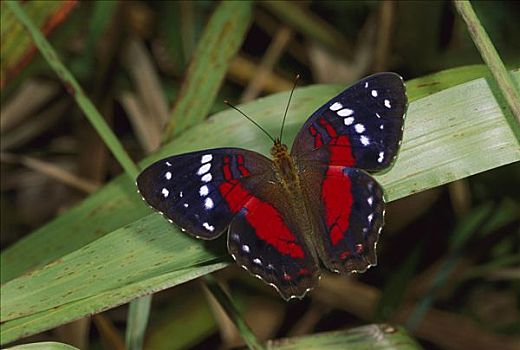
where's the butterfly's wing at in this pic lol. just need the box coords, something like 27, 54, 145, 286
226, 175, 320, 300
291, 72, 407, 171
300, 163, 385, 273
291, 73, 406, 273
137, 148, 320, 298
137, 148, 273, 239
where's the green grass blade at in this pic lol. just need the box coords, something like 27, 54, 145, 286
5, 1, 139, 178
406, 200, 518, 329
125, 295, 152, 350
261, 1, 352, 57
163, 1, 253, 140
0, 64, 505, 284
267, 324, 422, 350
1, 70, 519, 343
0, 1, 74, 89
454, 1, 520, 125
5, 342, 79, 350
145, 287, 217, 350
0, 213, 228, 343
204, 275, 265, 350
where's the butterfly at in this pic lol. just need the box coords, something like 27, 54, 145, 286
137, 73, 407, 300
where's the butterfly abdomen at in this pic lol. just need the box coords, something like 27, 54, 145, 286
271, 140, 321, 262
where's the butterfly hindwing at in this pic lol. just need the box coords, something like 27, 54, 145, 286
227, 179, 320, 300
300, 164, 385, 274
291, 72, 407, 171
137, 148, 272, 239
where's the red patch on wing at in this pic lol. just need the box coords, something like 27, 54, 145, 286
309, 126, 323, 148
340, 251, 351, 260
315, 118, 355, 167
244, 197, 305, 258
319, 117, 337, 137
219, 180, 251, 213
236, 154, 250, 176
219, 156, 304, 259
329, 136, 355, 167
222, 156, 233, 180
322, 166, 353, 245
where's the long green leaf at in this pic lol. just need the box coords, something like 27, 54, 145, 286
1, 70, 519, 344
0, 65, 505, 284
1, 213, 227, 343
268, 324, 422, 350
163, 1, 253, 140
6, 342, 79, 350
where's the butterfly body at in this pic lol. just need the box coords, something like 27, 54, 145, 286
137, 73, 407, 300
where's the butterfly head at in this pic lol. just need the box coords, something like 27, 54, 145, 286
270, 138, 289, 158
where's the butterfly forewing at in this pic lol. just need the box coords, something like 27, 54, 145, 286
137, 148, 273, 239
291, 72, 407, 171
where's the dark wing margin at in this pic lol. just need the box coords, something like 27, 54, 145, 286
136, 148, 272, 239
291, 72, 407, 172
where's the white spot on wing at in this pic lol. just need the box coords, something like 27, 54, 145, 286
253, 258, 262, 265
197, 163, 211, 175
380, 124, 384, 130
368, 213, 374, 223
204, 197, 214, 209
344, 117, 354, 125
184, 203, 189, 208
364, 82, 369, 88
201, 173, 212, 182
354, 123, 365, 133
371, 89, 378, 97
338, 108, 354, 117
180, 191, 183, 198
367, 196, 374, 205
165, 171, 172, 180
376, 113, 381, 119
201, 154, 213, 163
165, 161, 172, 166
330, 102, 342, 111
360, 135, 370, 146
161, 188, 169, 197
242, 245, 250, 253
203, 222, 214, 231
384, 99, 391, 108
378, 151, 385, 163
199, 185, 209, 196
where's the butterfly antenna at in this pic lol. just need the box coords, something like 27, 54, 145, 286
224, 100, 276, 143
279, 74, 300, 143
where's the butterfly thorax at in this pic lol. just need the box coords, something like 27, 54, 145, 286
271, 139, 300, 191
